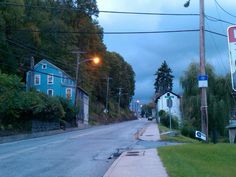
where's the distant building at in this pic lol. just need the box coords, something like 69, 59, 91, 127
155, 91, 181, 123
26, 59, 89, 124
226, 119, 236, 144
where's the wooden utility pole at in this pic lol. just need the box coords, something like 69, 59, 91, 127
118, 87, 123, 115
74, 53, 80, 107
73, 51, 86, 126
105, 77, 112, 113
29, 56, 34, 89
199, 0, 208, 142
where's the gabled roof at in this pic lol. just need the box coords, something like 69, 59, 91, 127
155, 91, 180, 103
34, 59, 75, 81
34, 59, 89, 96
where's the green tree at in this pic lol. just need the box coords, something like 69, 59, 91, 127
180, 62, 233, 137
154, 61, 174, 95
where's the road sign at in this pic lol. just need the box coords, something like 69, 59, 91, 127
198, 75, 208, 88
166, 98, 173, 108
227, 25, 236, 91
195, 131, 206, 141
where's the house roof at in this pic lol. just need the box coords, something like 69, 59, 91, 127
34, 59, 74, 81
154, 91, 180, 103
34, 59, 89, 96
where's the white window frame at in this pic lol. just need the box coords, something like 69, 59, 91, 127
42, 63, 47, 69
47, 89, 54, 96
234, 29, 236, 39
47, 74, 54, 84
66, 88, 72, 100
34, 74, 41, 85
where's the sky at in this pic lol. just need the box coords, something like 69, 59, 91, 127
96, 0, 236, 104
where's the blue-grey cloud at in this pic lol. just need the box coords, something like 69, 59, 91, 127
97, 0, 235, 103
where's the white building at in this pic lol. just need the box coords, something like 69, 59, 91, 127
155, 91, 181, 123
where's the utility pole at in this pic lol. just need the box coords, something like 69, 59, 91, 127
118, 87, 123, 115
29, 56, 34, 89
199, 0, 208, 142
72, 51, 85, 126
74, 52, 80, 107
184, 0, 209, 142
105, 77, 112, 113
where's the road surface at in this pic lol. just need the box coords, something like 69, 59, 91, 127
0, 119, 148, 177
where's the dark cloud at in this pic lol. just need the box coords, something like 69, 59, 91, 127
97, 0, 235, 103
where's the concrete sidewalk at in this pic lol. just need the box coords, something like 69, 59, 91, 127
103, 121, 169, 177
139, 121, 161, 141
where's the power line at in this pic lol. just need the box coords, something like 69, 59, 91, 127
0, 2, 199, 16
6, 38, 76, 70
99, 10, 199, 16
5, 27, 228, 37
4, 28, 200, 35
205, 20, 236, 104
214, 0, 236, 18
205, 30, 227, 37
205, 15, 235, 25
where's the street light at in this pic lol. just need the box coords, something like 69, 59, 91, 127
73, 54, 100, 125
184, 0, 190, 7
75, 56, 100, 106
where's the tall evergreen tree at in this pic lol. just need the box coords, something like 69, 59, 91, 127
154, 61, 174, 94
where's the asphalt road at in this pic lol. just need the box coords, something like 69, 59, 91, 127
0, 119, 149, 177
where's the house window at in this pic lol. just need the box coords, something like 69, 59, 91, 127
47, 74, 54, 84
34, 75, 41, 85
42, 63, 47, 69
47, 89, 53, 96
66, 88, 72, 100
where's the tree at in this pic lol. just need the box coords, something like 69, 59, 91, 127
154, 61, 174, 95
180, 62, 233, 137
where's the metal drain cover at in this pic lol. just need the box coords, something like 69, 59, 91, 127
145, 134, 154, 136
125, 150, 144, 156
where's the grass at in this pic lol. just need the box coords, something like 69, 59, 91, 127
158, 143, 236, 177
158, 124, 170, 133
161, 134, 198, 143
158, 124, 197, 143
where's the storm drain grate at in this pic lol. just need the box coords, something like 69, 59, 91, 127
145, 134, 154, 136
125, 150, 145, 156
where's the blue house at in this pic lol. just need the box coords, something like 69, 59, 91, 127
26, 59, 90, 124
26, 59, 76, 103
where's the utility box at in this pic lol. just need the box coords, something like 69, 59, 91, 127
226, 120, 236, 144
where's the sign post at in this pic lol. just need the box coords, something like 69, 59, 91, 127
165, 94, 174, 131
227, 25, 236, 91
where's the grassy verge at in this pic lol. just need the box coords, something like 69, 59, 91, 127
161, 134, 198, 143
158, 143, 236, 177
158, 124, 197, 143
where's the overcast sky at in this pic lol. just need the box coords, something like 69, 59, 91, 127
96, 0, 236, 104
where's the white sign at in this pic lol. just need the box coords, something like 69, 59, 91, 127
195, 131, 206, 141
198, 75, 208, 88
227, 26, 236, 91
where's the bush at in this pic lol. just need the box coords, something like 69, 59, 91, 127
181, 125, 196, 139
0, 72, 66, 131
58, 97, 77, 126
159, 110, 179, 129
34, 93, 65, 122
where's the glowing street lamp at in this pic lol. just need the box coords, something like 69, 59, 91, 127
72, 51, 101, 125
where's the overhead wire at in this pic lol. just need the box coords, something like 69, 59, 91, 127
205, 15, 235, 25
214, 0, 236, 18
0, 2, 199, 16
205, 20, 236, 103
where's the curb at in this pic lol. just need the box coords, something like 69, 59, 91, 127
0, 124, 91, 144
